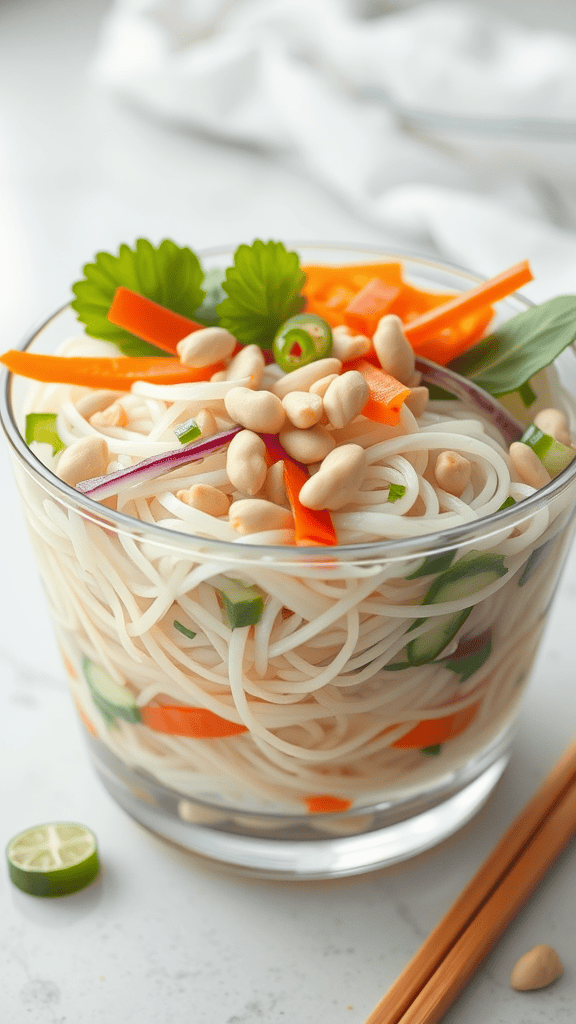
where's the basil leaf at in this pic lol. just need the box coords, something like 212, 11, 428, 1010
449, 296, 576, 396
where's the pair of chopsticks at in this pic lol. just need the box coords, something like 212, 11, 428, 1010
365, 736, 576, 1024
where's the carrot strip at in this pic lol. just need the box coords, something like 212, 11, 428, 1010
343, 278, 401, 337
0, 351, 225, 390
403, 260, 533, 348
302, 261, 403, 326
282, 458, 338, 547
305, 795, 352, 814
74, 699, 98, 737
391, 702, 480, 749
108, 287, 203, 354
141, 704, 248, 739
347, 358, 411, 425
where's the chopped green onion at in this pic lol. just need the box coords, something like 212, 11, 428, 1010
214, 576, 265, 629
174, 418, 201, 444
25, 412, 66, 454
387, 484, 406, 503
520, 424, 575, 477
421, 744, 442, 756
498, 496, 516, 510
173, 620, 197, 640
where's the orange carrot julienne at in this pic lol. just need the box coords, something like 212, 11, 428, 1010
348, 357, 411, 426
0, 351, 225, 390
108, 287, 203, 354
403, 260, 533, 348
343, 277, 401, 337
74, 700, 98, 737
304, 795, 352, 814
282, 457, 338, 547
391, 702, 480, 750
141, 704, 248, 739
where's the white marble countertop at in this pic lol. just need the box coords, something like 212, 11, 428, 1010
1, 2, 576, 1022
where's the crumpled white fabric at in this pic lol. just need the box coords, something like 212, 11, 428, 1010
92, 0, 576, 297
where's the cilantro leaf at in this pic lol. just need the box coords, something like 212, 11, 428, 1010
71, 239, 205, 357
216, 240, 306, 348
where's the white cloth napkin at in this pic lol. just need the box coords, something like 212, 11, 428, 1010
92, 0, 576, 298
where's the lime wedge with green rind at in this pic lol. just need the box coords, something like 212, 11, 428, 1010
6, 822, 99, 897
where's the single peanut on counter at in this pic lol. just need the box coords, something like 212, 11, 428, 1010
177, 483, 230, 517
224, 386, 285, 434
282, 391, 323, 429
264, 461, 288, 507
177, 327, 236, 368
229, 499, 295, 535
224, 345, 265, 388
373, 314, 415, 385
534, 407, 572, 447
509, 442, 551, 489
323, 370, 370, 429
510, 945, 563, 991
271, 358, 342, 399
331, 324, 371, 362
90, 401, 128, 429
278, 424, 336, 464
404, 386, 429, 419
435, 451, 472, 497
299, 444, 367, 510
226, 430, 267, 495
57, 436, 109, 487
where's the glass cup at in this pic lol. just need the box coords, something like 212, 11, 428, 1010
2, 246, 576, 880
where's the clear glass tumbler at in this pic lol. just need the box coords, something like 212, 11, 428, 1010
2, 246, 576, 879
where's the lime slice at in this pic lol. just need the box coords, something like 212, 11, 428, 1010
6, 822, 99, 897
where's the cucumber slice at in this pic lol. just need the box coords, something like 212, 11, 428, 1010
520, 424, 575, 477
405, 550, 455, 580
405, 552, 507, 666
7, 822, 99, 897
518, 538, 553, 587
25, 412, 65, 454
214, 577, 265, 629
445, 629, 492, 682
82, 658, 141, 724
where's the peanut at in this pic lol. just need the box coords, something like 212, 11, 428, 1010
278, 424, 336, 464
264, 461, 288, 507
509, 442, 551, 489
373, 314, 415, 385
435, 451, 472, 497
76, 390, 119, 419
176, 483, 230, 517
404, 386, 429, 419
90, 401, 128, 429
177, 327, 236, 368
225, 345, 265, 388
226, 430, 267, 495
57, 435, 109, 487
271, 358, 342, 399
510, 945, 563, 991
282, 391, 323, 429
195, 407, 217, 437
331, 324, 371, 361
309, 374, 339, 399
299, 445, 367, 510
323, 370, 370, 429
224, 386, 285, 434
534, 407, 572, 447
229, 498, 294, 535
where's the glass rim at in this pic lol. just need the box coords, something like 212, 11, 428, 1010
2, 243, 576, 565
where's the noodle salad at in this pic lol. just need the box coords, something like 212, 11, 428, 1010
4, 239, 576, 819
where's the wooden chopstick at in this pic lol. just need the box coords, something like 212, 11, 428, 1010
365, 736, 576, 1024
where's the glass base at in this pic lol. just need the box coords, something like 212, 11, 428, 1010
88, 733, 511, 879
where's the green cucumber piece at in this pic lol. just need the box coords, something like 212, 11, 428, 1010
520, 424, 575, 477
445, 629, 492, 682
82, 658, 141, 724
214, 577, 265, 629
174, 418, 201, 444
518, 539, 553, 587
25, 412, 65, 454
406, 552, 507, 666
405, 550, 455, 580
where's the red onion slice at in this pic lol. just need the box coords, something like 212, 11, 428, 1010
416, 357, 524, 445
76, 426, 242, 499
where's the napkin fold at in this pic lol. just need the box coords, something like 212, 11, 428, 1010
92, 0, 576, 295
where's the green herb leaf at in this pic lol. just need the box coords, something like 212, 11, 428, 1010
216, 240, 306, 349
450, 296, 576, 396
71, 239, 205, 357
194, 267, 227, 326
387, 484, 406, 503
